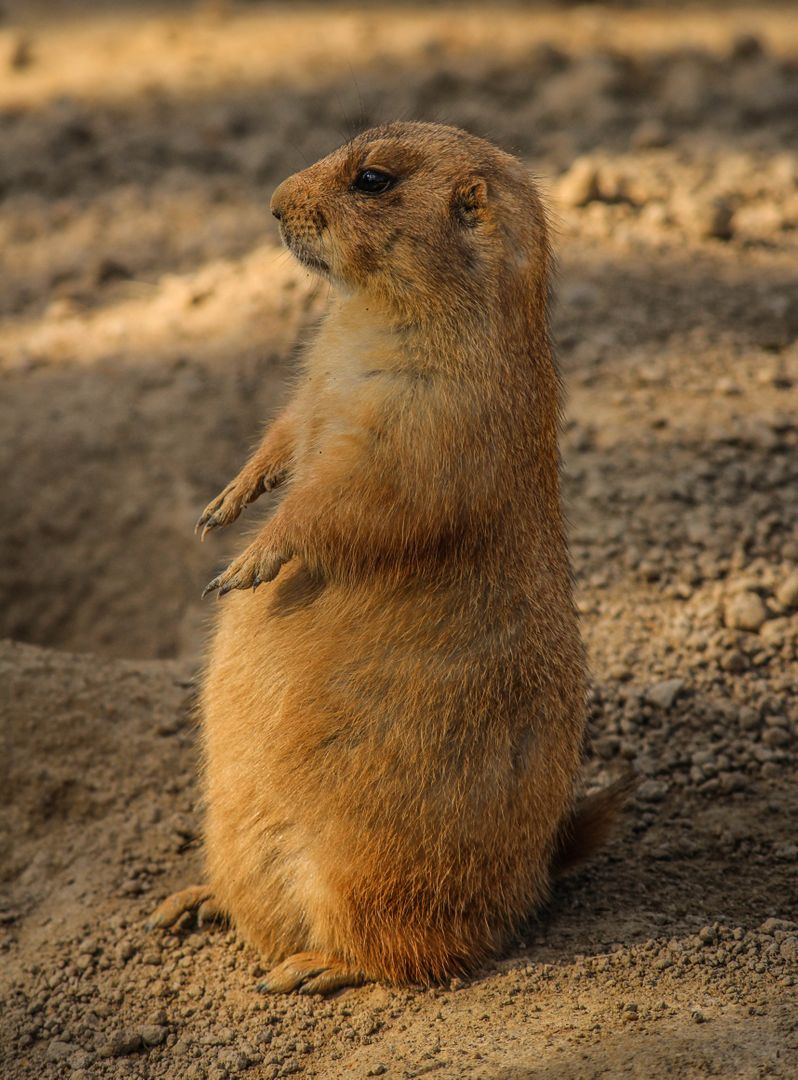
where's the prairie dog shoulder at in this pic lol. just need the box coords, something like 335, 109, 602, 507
265, 123, 561, 578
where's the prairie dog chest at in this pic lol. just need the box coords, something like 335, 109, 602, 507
295, 305, 409, 464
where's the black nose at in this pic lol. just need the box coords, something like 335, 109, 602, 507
272, 206, 282, 220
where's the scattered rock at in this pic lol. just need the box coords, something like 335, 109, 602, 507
724, 592, 768, 632
638, 780, 668, 803
99, 1031, 143, 1058
676, 196, 735, 241
46, 1040, 74, 1062
116, 940, 136, 963
761, 918, 796, 935
555, 157, 600, 207
645, 679, 684, 710
95, 257, 133, 286
6, 32, 33, 70
631, 118, 669, 149
140, 1024, 168, 1047
776, 573, 798, 609
731, 33, 764, 60
760, 618, 791, 646
718, 771, 745, 794
762, 727, 790, 748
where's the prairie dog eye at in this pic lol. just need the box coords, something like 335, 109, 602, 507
352, 168, 395, 195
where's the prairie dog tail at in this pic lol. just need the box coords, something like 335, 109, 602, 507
552, 774, 637, 876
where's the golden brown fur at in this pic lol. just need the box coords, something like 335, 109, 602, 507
152, 122, 614, 992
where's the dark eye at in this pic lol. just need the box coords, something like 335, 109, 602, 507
352, 168, 395, 195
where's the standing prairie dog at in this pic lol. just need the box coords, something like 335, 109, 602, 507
149, 122, 626, 994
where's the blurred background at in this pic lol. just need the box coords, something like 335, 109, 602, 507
1, 0, 796, 662
2, 5, 798, 1078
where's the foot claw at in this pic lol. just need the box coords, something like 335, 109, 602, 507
197, 897, 227, 928
257, 952, 365, 996
146, 885, 215, 931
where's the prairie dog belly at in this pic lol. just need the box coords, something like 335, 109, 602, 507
202, 562, 580, 961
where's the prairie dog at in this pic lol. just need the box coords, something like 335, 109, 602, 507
150, 122, 622, 994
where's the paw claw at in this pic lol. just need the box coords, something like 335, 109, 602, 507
197, 898, 227, 928
195, 473, 266, 542
200, 516, 218, 542
147, 885, 214, 931
202, 542, 286, 599
257, 952, 364, 995
202, 576, 221, 599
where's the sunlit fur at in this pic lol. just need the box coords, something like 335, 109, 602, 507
201, 122, 590, 986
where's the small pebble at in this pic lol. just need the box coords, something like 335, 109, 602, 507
677, 196, 734, 240
555, 157, 600, 207
99, 1031, 143, 1058
631, 118, 669, 149
646, 679, 684, 710
46, 1040, 74, 1062
761, 918, 796, 934
140, 1024, 168, 1047
116, 941, 136, 963
724, 592, 768, 632
637, 779, 668, 803
776, 573, 798, 609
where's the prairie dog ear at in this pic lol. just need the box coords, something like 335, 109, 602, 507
452, 176, 489, 227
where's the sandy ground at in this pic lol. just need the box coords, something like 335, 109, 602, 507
1, 2, 797, 1077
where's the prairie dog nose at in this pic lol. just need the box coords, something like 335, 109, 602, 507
270, 178, 290, 220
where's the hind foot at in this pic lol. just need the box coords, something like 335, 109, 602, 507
257, 951, 365, 995
145, 884, 225, 931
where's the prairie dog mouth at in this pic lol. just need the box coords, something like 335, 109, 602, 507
293, 247, 330, 275
280, 227, 330, 276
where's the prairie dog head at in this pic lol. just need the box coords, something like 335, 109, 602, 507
270, 122, 551, 323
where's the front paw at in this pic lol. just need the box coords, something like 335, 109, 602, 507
202, 538, 288, 597
196, 469, 285, 541
195, 479, 254, 540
